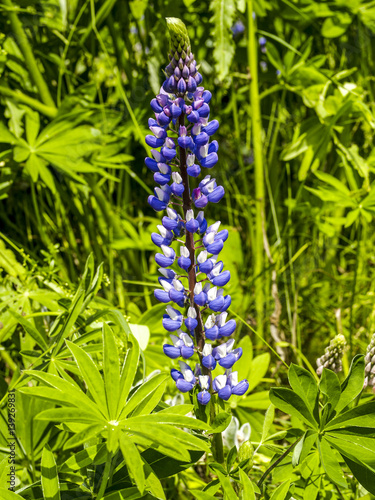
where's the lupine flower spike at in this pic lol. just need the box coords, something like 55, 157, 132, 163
364, 333, 375, 392
316, 334, 347, 376
147, 18, 249, 405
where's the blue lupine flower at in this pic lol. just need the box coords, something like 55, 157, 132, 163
163, 331, 194, 359
197, 375, 211, 404
213, 339, 242, 368
202, 343, 217, 370
173, 361, 196, 392
146, 17, 248, 405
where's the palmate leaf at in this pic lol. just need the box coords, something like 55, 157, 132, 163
209, 0, 236, 81
20, 323, 211, 475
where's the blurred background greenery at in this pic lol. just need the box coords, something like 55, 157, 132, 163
1, 0, 375, 376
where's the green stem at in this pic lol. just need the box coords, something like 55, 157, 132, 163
96, 451, 113, 499
349, 223, 362, 357
0, 84, 57, 118
248, 0, 265, 339
2, 0, 56, 109
257, 436, 301, 488
210, 397, 224, 465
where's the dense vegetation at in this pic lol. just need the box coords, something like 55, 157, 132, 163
1, 0, 375, 499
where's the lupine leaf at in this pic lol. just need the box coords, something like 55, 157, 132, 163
261, 404, 275, 442
117, 335, 140, 415
0, 491, 24, 500
269, 479, 291, 500
288, 364, 318, 416
269, 388, 318, 429
318, 437, 347, 488
292, 429, 318, 466
209, 0, 236, 81
138, 449, 205, 479
120, 373, 168, 419
129, 379, 167, 418
126, 413, 211, 430
157, 404, 194, 415
59, 444, 105, 472
336, 354, 365, 413
35, 408, 104, 424
143, 459, 166, 500
10, 310, 48, 350
319, 368, 341, 412
216, 471, 237, 500
41, 445, 61, 500
125, 426, 191, 462
66, 340, 108, 418
341, 455, 375, 495
191, 491, 217, 500
103, 323, 120, 420
22, 371, 104, 418
63, 424, 105, 450
325, 402, 375, 430
325, 431, 375, 467
239, 468, 255, 500
120, 434, 145, 494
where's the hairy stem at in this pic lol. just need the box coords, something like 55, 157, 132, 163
178, 112, 206, 358
3, 0, 56, 109
210, 397, 225, 464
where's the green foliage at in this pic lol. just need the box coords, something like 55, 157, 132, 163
271, 358, 375, 494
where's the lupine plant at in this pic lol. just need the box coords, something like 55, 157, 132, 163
146, 19, 249, 418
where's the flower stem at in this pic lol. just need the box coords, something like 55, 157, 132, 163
178, 112, 206, 358
248, 0, 265, 339
210, 396, 224, 465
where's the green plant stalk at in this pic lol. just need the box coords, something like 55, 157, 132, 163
210, 397, 224, 465
2, 0, 56, 109
248, 0, 265, 339
257, 436, 302, 488
0, 85, 57, 118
